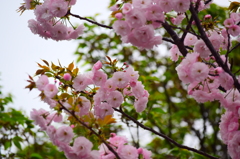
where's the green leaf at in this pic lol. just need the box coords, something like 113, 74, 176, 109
151, 107, 166, 114
13, 136, 22, 150
30, 153, 43, 159
4, 140, 12, 150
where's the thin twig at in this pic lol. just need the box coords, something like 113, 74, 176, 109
68, 11, 113, 29
58, 101, 120, 159
227, 42, 240, 55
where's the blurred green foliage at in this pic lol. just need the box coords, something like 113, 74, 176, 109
0, 86, 66, 159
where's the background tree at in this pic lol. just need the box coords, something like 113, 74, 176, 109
0, 83, 66, 159
73, 2, 235, 158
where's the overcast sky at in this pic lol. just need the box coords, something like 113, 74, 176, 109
0, 0, 230, 115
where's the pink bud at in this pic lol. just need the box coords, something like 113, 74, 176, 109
130, 81, 137, 87
215, 67, 223, 74
204, 14, 212, 19
92, 61, 102, 72
138, 148, 143, 154
115, 13, 123, 19
63, 73, 72, 81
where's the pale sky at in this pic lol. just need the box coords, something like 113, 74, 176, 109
0, 0, 230, 115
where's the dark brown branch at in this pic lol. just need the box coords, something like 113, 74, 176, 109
181, 0, 201, 42
189, 3, 240, 93
205, 0, 212, 5
159, 20, 188, 57
68, 11, 113, 29
113, 107, 219, 159
227, 42, 240, 55
58, 101, 120, 159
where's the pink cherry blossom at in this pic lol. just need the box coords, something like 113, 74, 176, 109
194, 40, 211, 58
50, 0, 68, 17
73, 73, 94, 92
159, 0, 173, 12
44, 84, 58, 98
30, 108, 49, 130
190, 62, 209, 82
106, 90, 124, 108
34, 3, 53, 23
112, 20, 131, 36
172, 0, 190, 13
36, 74, 49, 91
122, 3, 133, 14
228, 25, 240, 37
56, 126, 74, 143
72, 136, 93, 157
219, 111, 239, 144
132, 81, 145, 98
219, 72, 234, 90
112, 71, 130, 88
134, 96, 148, 112
170, 45, 181, 62
118, 145, 138, 159
184, 33, 198, 46
76, 96, 91, 116
94, 103, 114, 119
125, 66, 139, 83
175, 62, 193, 84
103, 78, 117, 91
125, 9, 146, 28
46, 125, 57, 143
43, 97, 57, 108
68, 24, 85, 39
138, 148, 152, 159
145, 5, 164, 22
51, 23, 68, 41
108, 134, 128, 147
228, 131, 240, 159
224, 18, 235, 28
92, 70, 107, 86
28, 19, 41, 35
132, 0, 151, 9
191, 90, 211, 103
110, 4, 119, 11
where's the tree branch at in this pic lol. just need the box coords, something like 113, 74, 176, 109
113, 107, 219, 159
68, 10, 113, 29
189, 3, 240, 92
58, 101, 120, 159
159, 20, 188, 57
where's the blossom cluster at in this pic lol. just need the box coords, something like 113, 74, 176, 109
27, 59, 151, 158
30, 108, 100, 158
99, 133, 152, 159
34, 60, 149, 116
111, 0, 211, 49
169, 12, 240, 159
23, 0, 84, 40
